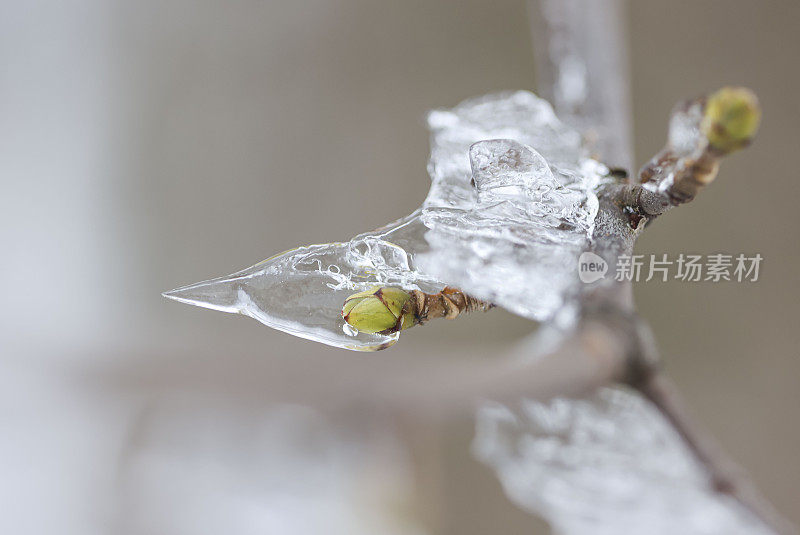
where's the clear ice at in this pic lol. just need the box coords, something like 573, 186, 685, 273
474, 386, 771, 535
163, 91, 605, 350
641, 100, 707, 195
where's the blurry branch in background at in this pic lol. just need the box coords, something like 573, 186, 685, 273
528, 0, 633, 171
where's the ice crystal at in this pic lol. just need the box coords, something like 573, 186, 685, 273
164, 91, 604, 350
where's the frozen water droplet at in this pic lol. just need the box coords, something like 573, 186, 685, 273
470, 139, 557, 203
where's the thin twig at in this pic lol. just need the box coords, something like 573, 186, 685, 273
626, 88, 760, 218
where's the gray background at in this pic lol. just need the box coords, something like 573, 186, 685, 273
2, 1, 798, 533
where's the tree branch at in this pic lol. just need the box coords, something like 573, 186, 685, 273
340, 73, 779, 533
573, 85, 795, 533
619, 87, 761, 218
527, 4, 776, 530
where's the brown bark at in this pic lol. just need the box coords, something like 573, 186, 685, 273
406, 287, 493, 324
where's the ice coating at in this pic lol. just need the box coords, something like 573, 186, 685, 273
164, 91, 604, 349
419, 138, 600, 319
419, 92, 602, 320
163, 212, 442, 351
474, 388, 771, 535
642, 100, 707, 195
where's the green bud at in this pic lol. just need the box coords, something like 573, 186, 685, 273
701, 87, 761, 154
342, 286, 415, 334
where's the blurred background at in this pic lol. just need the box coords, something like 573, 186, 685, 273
2, 1, 799, 534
